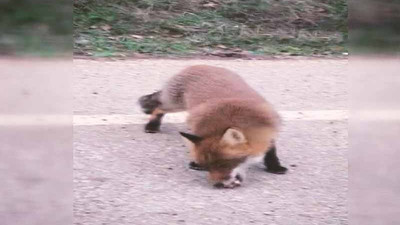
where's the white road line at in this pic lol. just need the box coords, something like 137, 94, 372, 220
74, 110, 349, 126
0, 110, 348, 126
3, 109, 399, 126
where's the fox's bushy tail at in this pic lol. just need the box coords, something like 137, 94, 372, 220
138, 91, 161, 114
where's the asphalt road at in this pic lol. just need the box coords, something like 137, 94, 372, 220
73, 59, 348, 225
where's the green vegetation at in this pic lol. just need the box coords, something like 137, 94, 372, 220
0, 0, 72, 56
348, 0, 400, 54
74, 0, 348, 57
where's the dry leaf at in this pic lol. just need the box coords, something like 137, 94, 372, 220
203, 2, 217, 8
217, 44, 227, 49
101, 25, 112, 31
131, 34, 144, 39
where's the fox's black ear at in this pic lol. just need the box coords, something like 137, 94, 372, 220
179, 132, 203, 144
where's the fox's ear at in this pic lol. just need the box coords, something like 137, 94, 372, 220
179, 132, 203, 144
221, 128, 247, 146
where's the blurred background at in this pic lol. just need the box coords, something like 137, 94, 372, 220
349, 0, 400, 54
348, 1, 400, 225
0, 1, 72, 225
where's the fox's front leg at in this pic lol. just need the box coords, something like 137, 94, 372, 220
264, 141, 288, 174
189, 161, 207, 171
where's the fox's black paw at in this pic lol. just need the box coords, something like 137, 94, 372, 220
144, 121, 160, 133
266, 166, 288, 174
189, 161, 207, 171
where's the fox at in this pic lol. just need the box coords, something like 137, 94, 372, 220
138, 65, 287, 188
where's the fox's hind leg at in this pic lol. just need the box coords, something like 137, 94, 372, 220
144, 108, 164, 133
264, 141, 288, 174
138, 91, 165, 133
138, 88, 185, 133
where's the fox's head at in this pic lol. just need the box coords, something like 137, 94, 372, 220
180, 128, 258, 188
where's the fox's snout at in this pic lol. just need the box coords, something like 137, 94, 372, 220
209, 171, 244, 189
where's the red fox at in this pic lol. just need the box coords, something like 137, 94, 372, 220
138, 65, 287, 188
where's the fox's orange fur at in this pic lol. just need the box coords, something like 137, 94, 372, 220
138, 65, 286, 188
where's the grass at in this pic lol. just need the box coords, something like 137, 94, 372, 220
74, 0, 348, 57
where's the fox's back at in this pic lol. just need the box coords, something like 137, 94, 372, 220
160, 65, 279, 144
160, 65, 266, 111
